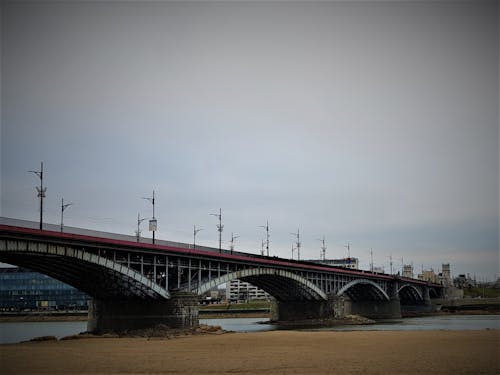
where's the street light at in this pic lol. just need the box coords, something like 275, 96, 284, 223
142, 190, 157, 244
60, 198, 73, 232
344, 242, 351, 259
28, 162, 46, 230
317, 236, 327, 261
258, 220, 270, 257
193, 225, 203, 249
291, 228, 301, 260
210, 208, 223, 253
230, 233, 239, 254
135, 213, 147, 242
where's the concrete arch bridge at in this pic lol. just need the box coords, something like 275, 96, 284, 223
0, 223, 443, 332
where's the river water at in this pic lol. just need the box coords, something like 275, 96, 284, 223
0, 315, 498, 344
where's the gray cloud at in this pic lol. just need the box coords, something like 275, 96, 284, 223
1, 1, 498, 279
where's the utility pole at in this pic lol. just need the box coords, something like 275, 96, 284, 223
193, 225, 203, 249
259, 220, 270, 256
370, 248, 374, 273
344, 242, 351, 259
291, 228, 301, 260
210, 208, 223, 253
142, 190, 157, 244
318, 236, 327, 261
230, 233, 239, 254
135, 213, 147, 242
398, 257, 404, 276
29, 162, 46, 230
60, 198, 73, 232
261, 239, 265, 256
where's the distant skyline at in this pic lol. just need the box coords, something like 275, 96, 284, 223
1, 1, 498, 280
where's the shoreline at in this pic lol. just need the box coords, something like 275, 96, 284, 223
2, 330, 498, 374
1, 309, 497, 323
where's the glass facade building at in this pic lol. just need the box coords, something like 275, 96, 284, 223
0, 267, 89, 311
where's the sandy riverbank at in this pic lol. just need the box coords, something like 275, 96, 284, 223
1, 330, 498, 374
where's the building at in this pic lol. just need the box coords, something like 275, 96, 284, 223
418, 264, 454, 285
308, 257, 359, 269
418, 269, 439, 283
439, 263, 453, 287
0, 267, 89, 311
226, 279, 270, 302
403, 264, 414, 279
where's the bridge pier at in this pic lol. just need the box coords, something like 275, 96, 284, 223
400, 285, 436, 316
271, 295, 345, 321
347, 281, 402, 319
87, 292, 199, 333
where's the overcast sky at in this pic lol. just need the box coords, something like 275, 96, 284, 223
1, 1, 498, 280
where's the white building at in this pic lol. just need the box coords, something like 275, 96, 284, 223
226, 279, 270, 302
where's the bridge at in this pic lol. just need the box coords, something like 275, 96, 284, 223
0, 221, 443, 332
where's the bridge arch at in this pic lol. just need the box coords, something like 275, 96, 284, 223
337, 279, 390, 301
195, 268, 328, 301
0, 241, 169, 300
398, 284, 423, 303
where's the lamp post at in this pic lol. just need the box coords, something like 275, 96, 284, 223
230, 233, 239, 254
136, 213, 147, 242
317, 236, 327, 261
370, 248, 374, 273
344, 242, 351, 259
291, 228, 301, 260
387, 254, 393, 275
60, 198, 73, 232
193, 225, 203, 249
142, 190, 156, 244
258, 220, 270, 256
210, 208, 223, 253
29, 162, 46, 230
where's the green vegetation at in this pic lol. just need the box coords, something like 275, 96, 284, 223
463, 287, 500, 298
199, 300, 271, 310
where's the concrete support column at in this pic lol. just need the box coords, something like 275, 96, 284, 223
349, 281, 402, 319
87, 292, 199, 333
271, 295, 343, 321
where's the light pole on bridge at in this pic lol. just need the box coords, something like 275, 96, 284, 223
291, 228, 301, 260
60, 198, 73, 232
344, 242, 351, 259
317, 236, 327, 261
210, 208, 223, 253
29, 162, 46, 231
258, 220, 270, 257
142, 190, 157, 244
230, 233, 239, 254
136, 213, 147, 242
193, 225, 203, 249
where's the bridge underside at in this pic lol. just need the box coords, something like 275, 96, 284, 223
338, 280, 401, 319
243, 275, 321, 301
1, 253, 166, 300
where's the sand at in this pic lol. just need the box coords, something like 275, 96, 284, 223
1, 330, 499, 374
